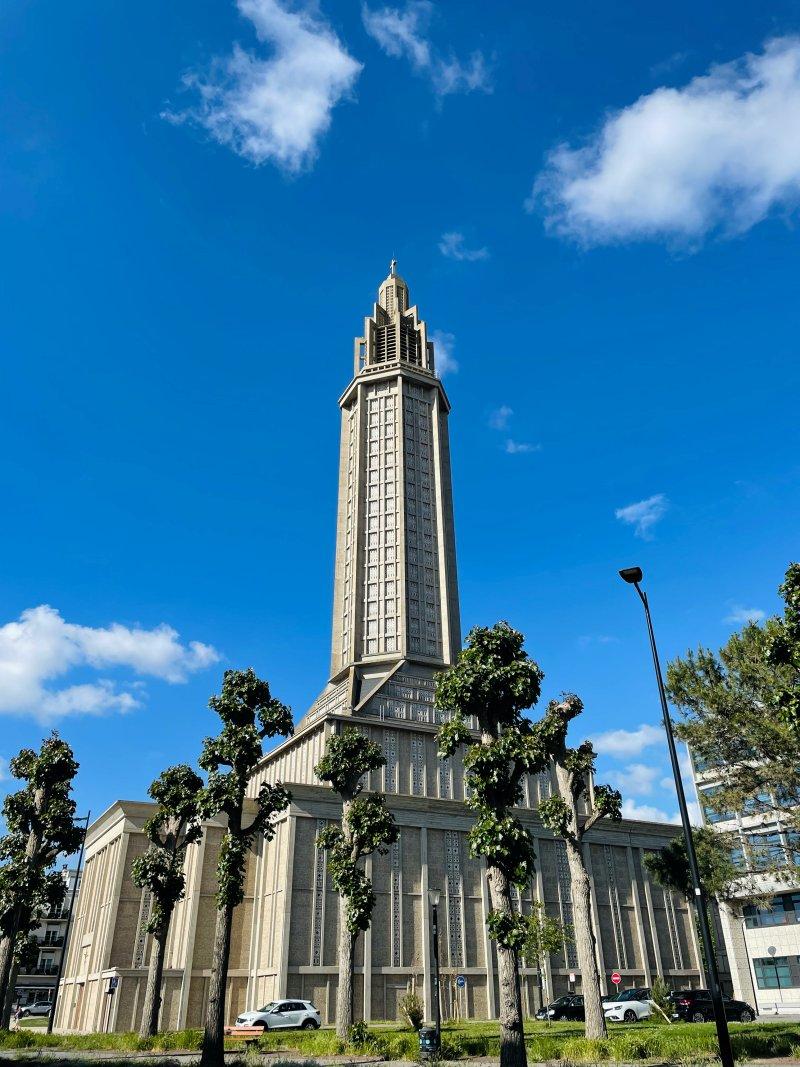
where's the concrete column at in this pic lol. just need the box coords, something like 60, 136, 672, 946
582, 844, 607, 986
364, 855, 373, 1022
177, 829, 207, 1028
421, 828, 433, 1021
626, 846, 651, 984
639, 848, 664, 978
479, 857, 497, 1018
277, 816, 297, 997
534, 863, 552, 1009
718, 905, 757, 1004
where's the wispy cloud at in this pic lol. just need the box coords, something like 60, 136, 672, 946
0, 605, 220, 722
505, 439, 540, 455
162, 0, 362, 172
0, 758, 7, 782
594, 723, 663, 758
439, 231, 489, 261
724, 605, 766, 624
577, 634, 619, 648
610, 762, 661, 796
530, 36, 800, 247
431, 329, 458, 376
362, 1, 491, 97
622, 797, 702, 826
615, 493, 668, 539
488, 405, 513, 430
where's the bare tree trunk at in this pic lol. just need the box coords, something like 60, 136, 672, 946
563, 837, 607, 1039
199, 900, 233, 1067
487, 864, 527, 1067
2, 960, 18, 1030
336, 892, 355, 1039
0, 932, 17, 1029
139, 917, 169, 1039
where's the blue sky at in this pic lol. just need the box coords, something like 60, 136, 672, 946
1, 0, 799, 831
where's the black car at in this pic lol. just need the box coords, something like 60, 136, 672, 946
535, 994, 585, 1021
671, 989, 756, 1023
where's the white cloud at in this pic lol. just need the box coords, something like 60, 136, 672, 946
0, 758, 7, 781
439, 231, 489, 261
622, 798, 678, 824
724, 605, 766, 624
489, 405, 513, 430
431, 329, 458, 375
505, 439, 540, 455
0, 605, 220, 722
530, 36, 800, 246
594, 723, 663, 758
362, 1, 491, 97
163, 0, 362, 172
577, 634, 619, 648
615, 493, 669, 539
610, 762, 660, 796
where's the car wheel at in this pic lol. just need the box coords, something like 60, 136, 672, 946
624, 1010, 638, 1023
739, 1010, 753, 1023
302, 1020, 316, 1030
691, 1011, 706, 1023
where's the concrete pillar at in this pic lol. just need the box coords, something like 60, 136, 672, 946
626, 846, 651, 984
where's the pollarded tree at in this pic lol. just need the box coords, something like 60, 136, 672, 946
197, 669, 293, 1067
435, 623, 544, 1067
0, 733, 83, 1028
533, 695, 622, 1040
315, 729, 398, 1039
131, 764, 204, 1039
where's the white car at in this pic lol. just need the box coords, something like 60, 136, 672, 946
235, 1000, 321, 1031
604, 998, 653, 1023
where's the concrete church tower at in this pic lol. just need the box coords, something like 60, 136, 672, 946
329, 261, 461, 696
55, 267, 711, 1035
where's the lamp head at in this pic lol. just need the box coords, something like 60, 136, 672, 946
619, 566, 643, 585
428, 889, 441, 907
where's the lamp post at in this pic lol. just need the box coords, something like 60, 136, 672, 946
428, 889, 442, 1048
619, 567, 734, 1067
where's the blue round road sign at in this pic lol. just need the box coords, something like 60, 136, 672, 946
456, 975, 466, 988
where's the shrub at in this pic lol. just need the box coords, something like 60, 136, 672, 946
347, 1020, 370, 1048
400, 990, 425, 1031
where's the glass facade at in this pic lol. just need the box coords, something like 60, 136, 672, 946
754, 956, 794, 989
744, 892, 800, 928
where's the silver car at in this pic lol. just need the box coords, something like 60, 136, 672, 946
235, 999, 321, 1030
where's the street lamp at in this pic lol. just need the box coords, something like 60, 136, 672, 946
619, 567, 734, 1067
428, 889, 442, 1047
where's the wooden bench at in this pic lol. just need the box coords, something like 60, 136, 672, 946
224, 1025, 265, 1047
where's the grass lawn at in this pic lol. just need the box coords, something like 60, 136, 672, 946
1, 1017, 799, 1061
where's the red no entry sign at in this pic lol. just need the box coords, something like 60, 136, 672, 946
611, 972, 622, 985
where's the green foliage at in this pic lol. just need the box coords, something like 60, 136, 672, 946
314, 730, 398, 935
668, 576, 800, 872
435, 623, 544, 888
346, 1020, 370, 1047
198, 669, 293, 909
765, 563, 800, 728
314, 729, 385, 799
487, 909, 528, 950
648, 975, 672, 1018
0, 733, 82, 955
533, 696, 622, 845
6, 1020, 800, 1063
643, 826, 744, 902
131, 764, 204, 934
523, 900, 571, 967
399, 990, 424, 1031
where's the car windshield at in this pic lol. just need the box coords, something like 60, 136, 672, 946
258, 1003, 277, 1012
552, 996, 572, 1005
617, 989, 643, 1002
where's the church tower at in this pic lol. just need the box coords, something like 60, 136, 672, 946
326, 263, 461, 710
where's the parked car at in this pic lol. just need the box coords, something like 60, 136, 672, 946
671, 990, 756, 1023
235, 1000, 321, 1030
602, 986, 651, 1006
19, 1002, 52, 1018
604, 996, 653, 1023
535, 994, 585, 1021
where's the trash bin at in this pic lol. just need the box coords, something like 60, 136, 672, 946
419, 1026, 440, 1059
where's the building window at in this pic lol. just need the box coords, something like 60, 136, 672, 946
754, 957, 794, 989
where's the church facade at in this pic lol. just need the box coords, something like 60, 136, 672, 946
55, 267, 711, 1034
